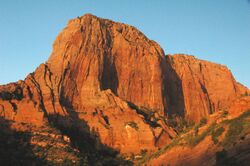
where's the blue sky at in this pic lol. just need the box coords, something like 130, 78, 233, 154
0, 0, 250, 88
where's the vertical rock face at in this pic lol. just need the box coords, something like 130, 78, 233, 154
165, 54, 249, 122
0, 14, 173, 154
45, 14, 173, 153
47, 14, 167, 115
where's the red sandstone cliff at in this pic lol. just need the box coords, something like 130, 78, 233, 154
165, 54, 249, 122
0, 14, 174, 155
0, 14, 249, 164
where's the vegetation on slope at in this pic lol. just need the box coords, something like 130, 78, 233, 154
136, 109, 250, 165
221, 110, 250, 147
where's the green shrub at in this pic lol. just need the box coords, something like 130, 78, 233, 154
185, 122, 216, 147
194, 126, 199, 136
199, 118, 207, 127
140, 149, 147, 157
168, 116, 194, 134
212, 127, 225, 144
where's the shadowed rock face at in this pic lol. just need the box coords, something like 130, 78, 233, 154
0, 14, 249, 156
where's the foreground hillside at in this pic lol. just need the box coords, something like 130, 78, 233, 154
137, 96, 250, 166
0, 14, 249, 165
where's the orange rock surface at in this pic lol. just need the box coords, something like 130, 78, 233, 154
228, 96, 250, 119
165, 54, 249, 122
0, 14, 249, 156
0, 14, 174, 154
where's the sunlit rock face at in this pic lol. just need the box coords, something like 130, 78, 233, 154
0, 14, 174, 154
0, 14, 248, 155
165, 54, 249, 122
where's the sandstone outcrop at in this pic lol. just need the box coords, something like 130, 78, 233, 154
165, 54, 249, 122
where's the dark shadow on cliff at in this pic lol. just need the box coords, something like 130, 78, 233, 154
48, 98, 132, 165
0, 118, 49, 166
101, 56, 119, 95
127, 101, 161, 128
164, 55, 185, 118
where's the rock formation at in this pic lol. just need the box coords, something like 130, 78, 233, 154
0, 14, 175, 155
0, 14, 249, 164
165, 54, 249, 122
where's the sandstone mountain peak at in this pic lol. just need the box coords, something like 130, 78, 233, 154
1, 14, 172, 156
0, 14, 249, 165
46, 13, 167, 115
